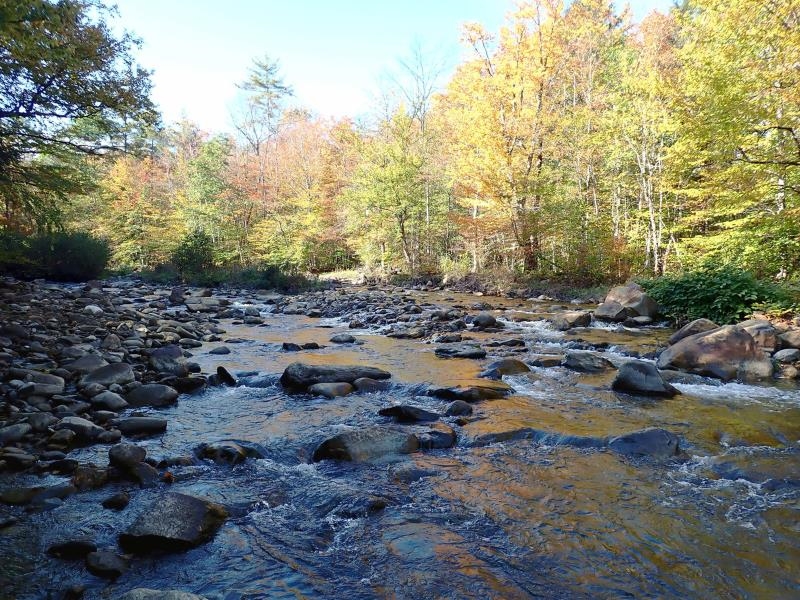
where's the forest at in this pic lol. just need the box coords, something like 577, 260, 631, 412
1, 0, 799, 292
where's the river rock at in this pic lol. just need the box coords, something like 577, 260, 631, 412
739, 319, 779, 352
330, 333, 356, 344
611, 360, 679, 397
126, 384, 179, 408
444, 400, 473, 416
551, 310, 592, 330
62, 354, 109, 374
25, 371, 65, 396
562, 351, 615, 372
668, 318, 719, 346
353, 377, 392, 393
109, 442, 146, 470
102, 491, 130, 510
119, 590, 208, 600
415, 422, 457, 449
308, 382, 354, 398
312, 427, 419, 462
150, 345, 189, 376
593, 301, 630, 322
47, 538, 97, 559
0, 423, 32, 444
472, 312, 498, 328
773, 348, 800, 363
480, 358, 530, 379
778, 329, 800, 349
379, 405, 440, 422
119, 492, 228, 553
81, 363, 135, 387
607, 428, 679, 458
434, 344, 486, 359
428, 380, 513, 402
55, 416, 104, 441
85, 550, 128, 579
280, 363, 391, 391
196, 440, 267, 465
117, 417, 167, 437
90, 391, 129, 411
603, 282, 659, 318
656, 325, 773, 381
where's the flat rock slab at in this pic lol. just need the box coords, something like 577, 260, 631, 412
119, 492, 228, 553
428, 381, 513, 402
280, 362, 391, 391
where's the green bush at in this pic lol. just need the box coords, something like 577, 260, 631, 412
25, 231, 110, 281
640, 266, 794, 325
0, 230, 35, 277
170, 230, 214, 277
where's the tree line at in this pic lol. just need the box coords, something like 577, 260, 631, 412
2, 0, 798, 285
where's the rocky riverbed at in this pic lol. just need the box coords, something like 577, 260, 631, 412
1, 277, 799, 599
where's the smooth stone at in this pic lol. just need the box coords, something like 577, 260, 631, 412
81, 363, 135, 387
117, 417, 167, 437
71, 465, 109, 491
209, 346, 231, 355
353, 377, 392, 393
280, 363, 391, 391
428, 381, 513, 402
414, 422, 457, 449
102, 491, 130, 510
480, 358, 530, 379
312, 427, 419, 462
55, 416, 104, 441
444, 400, 473, 416
47, 538, 97, 559
551, 310, 592, 330
0, 423, 32, 444
603, 282, 659, 318
85, 550, 128, 579
562, 351, 615, 372
330, 333, 356, 344
216, 366, 237, 386
119, 492, 228, 553
90, 391, 129, 411
668, 318, 719, 345
611, 361, 679, 397
434, 344, 486, 359
149, 345, 188, 376
125, 384, 179, 408
62, 354, 109, 374
308, 382, 354, 398
607, 428, 679, 458
379, 405, 440, 422
773, 348, 800, 363
108, 442, 146, 470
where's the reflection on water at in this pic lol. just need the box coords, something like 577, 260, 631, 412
1, 290, 798, 599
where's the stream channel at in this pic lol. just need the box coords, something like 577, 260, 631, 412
2, 289, 799, 599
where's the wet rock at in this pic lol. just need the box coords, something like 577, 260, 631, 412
607, 428, 679, 458
282, 342, 302, 352
480, 358, 530, 379
101, 333, 122, 350
332, 494, 389, 518
659, 369, 721, 386
330, 333, 356, 344
126, 384, 179, 408
656, 325, 774, 381
85, 550, 128, 579
26, 412, 58, 432
312, 427, 419, 462
551, 310, 592, 330
0, 484, 75, 505
25, 371, 65, 396
0, 423, 32, 444
102, 491, 130, 510
594, 300, 630, 322
209, 346, 230, 355
415, 422, 457, 449
308, 382, 354, 398
434, 344, 486, 359
90, 390, 129, 411
444, 400, 473, 416
47, 538, 97, 560
43, 458, 78, 474
55, 416, 104, 442
168, 376, 207, 394
562, 351, 615, 373
280, 362, 391, 391
668, 318, 719, 346
81, 363, 135, 387
216, 366, 237, 386
472, 312, 498, 328
62, 354, 109, 375
48, 428, 77, 448
428, 380, 513, 402
130, 462, 160, 487
0, 323, 29, 340
611, 360, 679, 397
117, 417, 167, 437
71, 465, 109, 491
529, 354, 564, 368
379, 405, 440, 422
353, 377, 392, 393
118, 589, 208, 600
119, 492, 228, 553
387, 326, 427, 339
83, 304, 104, 316
109, 442, 146, 470
196, 440, 267, 465
739, 319, 778, 352
149, 345, 188, 376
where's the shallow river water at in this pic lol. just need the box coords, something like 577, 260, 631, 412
1, 290, 799, 599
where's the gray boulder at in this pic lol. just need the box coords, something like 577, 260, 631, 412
611, 361, 679, 397
109, 443, 146, 470
434, 344, 486, 359
82, 363, 135, 387
149, 345, 188, 376
562, 351, 615, 373
668, 318, 719, 346
90, 391, 129, 411
607, 428, 680, 458
594, 301, 630, 322
551, 310, 592, 330
604, 282, 659, 318
126, 384, 179, 408
119, 492, 228, 553
312, 427, 419, 462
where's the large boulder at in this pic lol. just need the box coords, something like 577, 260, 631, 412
607, 428, 679, 458
778, 329, 800, 349
119, 493, 228, 553
126, 384, 179, 408
604, 282, 659, 318
668, 318, 719, 346
81, 363, 135, 388
738, 319, 778, 352
551, 310, 592, 331
312, 427, 419, 462
656, 325, 773, 381
280, 363, 390, 391
611, 360, 679, 397
594, 301, 630, 322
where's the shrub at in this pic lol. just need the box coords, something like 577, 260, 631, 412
26, 231, 110, 281
170, 230, 214, 278
639, 266, 793, 325
0, 230, 34, 277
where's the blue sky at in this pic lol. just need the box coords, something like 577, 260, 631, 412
114, 0, 673, 133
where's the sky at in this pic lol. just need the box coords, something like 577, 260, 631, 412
113, 0, 673, 134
